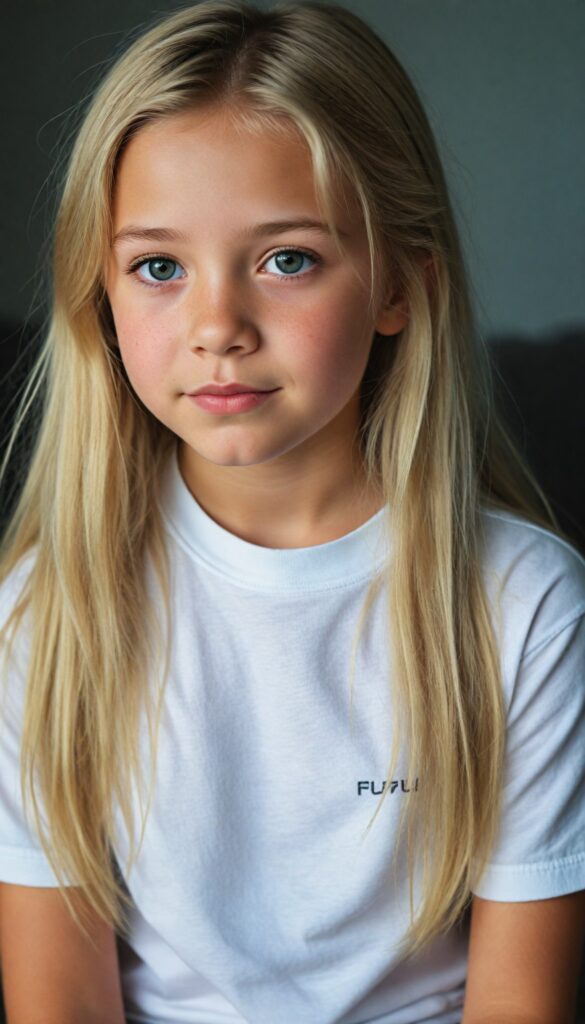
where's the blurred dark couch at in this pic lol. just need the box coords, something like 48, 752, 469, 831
0, 321, 584, 1022
488, 328, 585, 556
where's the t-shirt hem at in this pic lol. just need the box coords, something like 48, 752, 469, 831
0, 844, 77, 886
471, 852, 585, 900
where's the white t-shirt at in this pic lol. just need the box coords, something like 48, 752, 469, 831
1, 443, 584, 1024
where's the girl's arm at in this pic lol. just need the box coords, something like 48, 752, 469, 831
461, 889, 585, 1024
0, 882, 126, 1024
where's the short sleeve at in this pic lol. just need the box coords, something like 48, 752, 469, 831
471, 611, 585, 900
0, 557, 78, 887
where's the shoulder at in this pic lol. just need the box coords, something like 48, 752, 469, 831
479, 507, 585, 603
478, 508, 585, 669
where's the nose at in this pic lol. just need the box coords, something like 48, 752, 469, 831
185, 273, 259, 355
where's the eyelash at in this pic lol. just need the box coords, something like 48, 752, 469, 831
124, 247, 322, 288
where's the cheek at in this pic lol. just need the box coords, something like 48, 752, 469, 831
290, 296, 371, 386
111, 305, 174, 397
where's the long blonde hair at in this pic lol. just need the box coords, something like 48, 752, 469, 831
0, 0, 564, 961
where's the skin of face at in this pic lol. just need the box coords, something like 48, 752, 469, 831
105, 105, 409, 547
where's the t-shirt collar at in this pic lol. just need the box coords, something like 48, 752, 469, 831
159, 442, 390, 592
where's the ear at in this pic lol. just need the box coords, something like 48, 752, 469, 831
372, 284, 409, 335
374, 254, 435, 337
374, 291, 409, 337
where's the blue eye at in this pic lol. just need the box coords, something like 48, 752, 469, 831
263, 248, 320, 279
130, 257, 185, 285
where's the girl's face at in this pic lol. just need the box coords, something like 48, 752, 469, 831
106, 105, 406, 497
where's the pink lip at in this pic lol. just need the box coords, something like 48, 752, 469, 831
189, 383, 274, 396
187, 390, 279, 415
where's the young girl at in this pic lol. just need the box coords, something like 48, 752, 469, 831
1, 2, 584, 1022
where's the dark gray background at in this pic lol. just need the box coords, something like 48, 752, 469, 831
1, 0, 584, 338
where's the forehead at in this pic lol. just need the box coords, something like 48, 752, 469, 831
111, 106, 359, 231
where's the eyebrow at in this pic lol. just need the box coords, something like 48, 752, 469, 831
112, 218, 349, 247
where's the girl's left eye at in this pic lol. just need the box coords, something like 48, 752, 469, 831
262, 248, 321, 280
125, 247, 321, 288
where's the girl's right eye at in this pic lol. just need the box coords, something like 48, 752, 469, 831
125, 256, 185, 287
